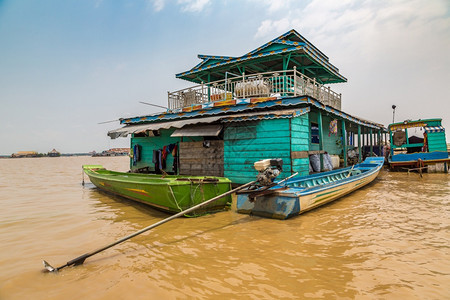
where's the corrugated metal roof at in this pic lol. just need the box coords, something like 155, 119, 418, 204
121, 96, 384, 130
109, 108, 310, 139
171, 124, 223, 137
176, 29, 346, 84
221, 108, 310, 122
108, 116, 223, 139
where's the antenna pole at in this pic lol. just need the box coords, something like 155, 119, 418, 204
392, 105, 396, 123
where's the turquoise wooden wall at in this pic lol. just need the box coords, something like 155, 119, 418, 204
308, 110, 343, 155
130, 129, 180, 173
291, 114, 310, 176
428, 132, 447, 152
424, 120, 447, 152
224, 116, 311, 184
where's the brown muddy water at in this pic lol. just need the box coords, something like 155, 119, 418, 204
0, 156, 449, 299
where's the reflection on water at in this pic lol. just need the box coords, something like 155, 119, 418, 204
0, 157, 448, 299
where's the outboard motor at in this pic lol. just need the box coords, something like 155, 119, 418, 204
254, 159, 283, 186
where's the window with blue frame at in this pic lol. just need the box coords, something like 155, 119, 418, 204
311, 123, 319, 144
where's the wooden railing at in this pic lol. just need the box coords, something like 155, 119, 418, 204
168, 67, 342, 111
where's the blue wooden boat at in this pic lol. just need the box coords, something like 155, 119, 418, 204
388, 119, 449, 172
236, 157, 384, 219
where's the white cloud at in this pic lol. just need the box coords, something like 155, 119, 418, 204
177, 0, 210, 13
253, 0, 450, 129
255, 17, 291, 39
152, 0, 165, 12
258, 0, 295, 13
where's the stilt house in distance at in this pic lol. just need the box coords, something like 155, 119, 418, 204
109, 29, 386, 184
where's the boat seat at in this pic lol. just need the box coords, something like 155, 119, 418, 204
351, 170, 362, 176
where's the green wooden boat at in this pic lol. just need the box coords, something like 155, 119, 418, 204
83, 165, 232, 214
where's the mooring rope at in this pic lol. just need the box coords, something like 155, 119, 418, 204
168, 185, 183, 212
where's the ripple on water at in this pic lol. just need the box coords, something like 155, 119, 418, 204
0, 159, 449, 299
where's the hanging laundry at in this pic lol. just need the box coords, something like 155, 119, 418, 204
162, 146, 168, 160
152, 149, 160, 172
157, 149, 163, 171
133, 144, 141, 166
329, 119, 338, 136
167, 143, 176, 153
171, 144, 177, 157
172, 144, 178, 174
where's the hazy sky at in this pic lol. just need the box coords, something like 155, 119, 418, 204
1, 0, 449, 155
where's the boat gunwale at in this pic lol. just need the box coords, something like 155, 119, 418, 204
247, 158, 384, 198
279, 163, 382, 197
83, 167, 232, 186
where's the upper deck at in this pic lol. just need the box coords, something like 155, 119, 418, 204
167, 29, 346, 112
168, 67, 342, 111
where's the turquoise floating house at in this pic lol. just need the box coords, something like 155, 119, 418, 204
109, 29, 387, 184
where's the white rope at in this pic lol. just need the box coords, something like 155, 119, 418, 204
168, 185, 183, 212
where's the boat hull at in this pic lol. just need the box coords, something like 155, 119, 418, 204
388, 151, 449, 172
83, 166, 232, 214
237, 157, 384, 219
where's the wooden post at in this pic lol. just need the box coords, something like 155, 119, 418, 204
207, 74, 211, 102
342, 120, 347, 167
405, 128, 409, 145
293, 66, 297, 96
362, 127, 365, 157
389, 129, 394, 157
370, 128, 373, 155
358, 125, 362, 163
242, 72, 245, 98
378, 130, 382, 157
318, 111, 324, 171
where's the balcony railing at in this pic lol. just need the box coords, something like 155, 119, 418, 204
168, 67, 342, 111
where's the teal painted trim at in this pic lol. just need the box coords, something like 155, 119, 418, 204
342, 120, 347, 167
224, 169, 292, 179
224, 136, 290, 146
226, 143, 291, 151
392, 143, 423, 148
225, 163, 292, 173
405, 128, 409, 145
225, 129, 290, 140
224, 151, 291, 158
378, 130, 382, 156
291, 131, 309, 139
358, 125, 362, 163
370, 128, 373, 154
289, 118, 293, 174
224, 157, 291, 165
291, 144, 309, 151
292, 158, 309, 166
318, 111, 324, 169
